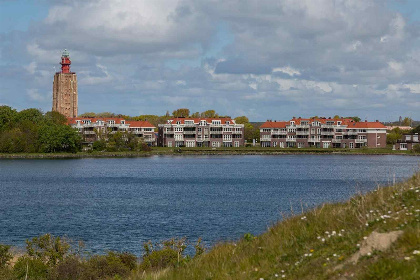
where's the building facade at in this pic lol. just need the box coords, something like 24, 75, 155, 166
396, 134, 419, 150
52, 49, 78, 118
67, 118, 156, 145
260, 117, 387, 148
158, 118, 245, 147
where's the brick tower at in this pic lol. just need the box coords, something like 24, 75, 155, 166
52, 49, 78, 118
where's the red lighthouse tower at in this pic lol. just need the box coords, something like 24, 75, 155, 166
52, 49, 78, 118
60, 49, 71, 73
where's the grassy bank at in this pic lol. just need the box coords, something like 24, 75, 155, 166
132, 172, 420, 280
0, 146, 417, 158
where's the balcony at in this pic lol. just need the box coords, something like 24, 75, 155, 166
272, 131, 287, 135
332, 139, 342, 143
295, 124, 310, 128
286, 138, 297, 142
321, 124, 334, 128
296, 131, 309, 135
83, 131, 95, 135
183, 131, 196, 134
144, 138, 155, 142
321, 132, 335, 136
356, 139, 367, 143
260, 138, 271, 142
345, 131, 358, 135
309, 138, 320, 142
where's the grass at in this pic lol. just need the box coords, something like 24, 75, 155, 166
130, 172, 420, 280
0, 146, 417, 158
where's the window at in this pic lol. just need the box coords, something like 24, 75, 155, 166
176, 121, 181, 125
262, 128, 271, 132
212, 141, 220, 147
400, 143, 407, 150
337, 121, 342, 125
273, 141, 277, 147
121, 120, 125, 125
185, 120, 194, 125
298, 142, 304, 148
198, 127, 202, 132
349, 142, 354, 149
226, 121, 230, 125
167, 141, 172, 147
279, 142, 284, 148
108, 120, 115, 125
234, 141, 240, 147
322, 142, 330, 148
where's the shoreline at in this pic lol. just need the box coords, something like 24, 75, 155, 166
0, 148, 418, 159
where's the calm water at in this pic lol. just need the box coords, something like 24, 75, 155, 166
0, 155, 419, 255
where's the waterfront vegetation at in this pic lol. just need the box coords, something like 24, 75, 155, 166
1, 172, 419, 279
0, 145, 418, 159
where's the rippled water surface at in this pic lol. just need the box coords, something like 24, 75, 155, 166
0, 155, 419, 254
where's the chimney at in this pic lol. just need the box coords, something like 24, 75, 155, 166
375, 120, 379, 122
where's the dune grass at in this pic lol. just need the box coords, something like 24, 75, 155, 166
131, 173, 420, 280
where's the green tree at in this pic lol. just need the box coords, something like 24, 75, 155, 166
234, 116, 249, 124
411, 124, 420, 134
386, 128, 403, 144
401, 117, 412, 126
346, 116, 361, 122
15, 108, 44, 124
333, 115, 340, 119
78, 112, 96, 118
38, 124, 81, 153
26, 234, 71, 266
0, 244, 12, 268
0, 106, 17, 132
201, 110, 217, 118
172, 108, 190, 118
44, 111, 67, 125
191, 112, 200, 118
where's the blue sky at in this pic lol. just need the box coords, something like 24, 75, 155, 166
1, 0, 419, 121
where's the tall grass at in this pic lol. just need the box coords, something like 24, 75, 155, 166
132, 173, 420, 280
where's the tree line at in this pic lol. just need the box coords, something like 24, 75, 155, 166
0, 106, 81, 153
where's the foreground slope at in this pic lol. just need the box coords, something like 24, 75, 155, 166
133, 173, 420, 280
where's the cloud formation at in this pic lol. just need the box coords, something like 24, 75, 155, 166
0, 0, 419, 120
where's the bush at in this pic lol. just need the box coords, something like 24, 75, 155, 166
13, 256, 49, 280
50, 256, 84, 280
84, 251, 134, 279
0, 244, 12, 268
413, 144, 420, 153
140, 238, 187, 271
26, 234, 70, 266
92, 140, 106, 151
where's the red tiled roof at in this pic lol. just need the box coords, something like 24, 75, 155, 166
349, 122, 387, 129
260, 121, 288, 128
126, 120, 155, 128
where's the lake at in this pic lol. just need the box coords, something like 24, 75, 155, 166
0, 155, 419, 255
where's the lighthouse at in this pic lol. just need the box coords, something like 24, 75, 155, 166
52, 49, 78, 118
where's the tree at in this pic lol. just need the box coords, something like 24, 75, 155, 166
79, 112, 96, 118
346, 116, 361, 122
191, 112, 200, 118
172, 108, 190, 118
401, 117, 412, 126
16, 108, 44, 124
234, 116, 249, 124
412, 124, 420, 134
201, 110, 217, 118
26, 234, 70, 266
333, 115, 340, 119
44, 111, 67, 125
0, 106, 17, 132
38, 124, 81, 153
386, 128, 403, 144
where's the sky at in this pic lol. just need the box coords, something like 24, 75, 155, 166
0, 0, 419, 121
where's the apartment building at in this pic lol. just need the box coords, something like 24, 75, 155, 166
396, 134, 419, 150
260, 117, 387, 148
67, 118, 156, 145
158, 118, 245, 147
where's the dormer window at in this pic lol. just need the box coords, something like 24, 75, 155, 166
290, 121, 295, 125
337, 121, 342, 125
226, 121, 230, 125
121, 120, 125, 125
176, 121, 181, 125
108, 120, 115, 125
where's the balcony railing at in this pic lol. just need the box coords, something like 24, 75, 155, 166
345, 131, 358, 135
332, 139, 342, 143
83, 131, 96, 135
356, 139, 367, 143
183, 131, 196, 134
295, 124, 310, 128
296, 131, 309, 135
272, 131, 287, 135
321, 132, 335, 136
286, 138, 297, 142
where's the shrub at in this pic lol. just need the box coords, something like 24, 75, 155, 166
49, 256, 84, 280
413, 144, 420, 153
92, 140, 106, 151
26, 234, 70, 266
0, 244, 12, 268
13, 256, 49, 280
140, 238, 187, 271
84, 251, 134, 279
